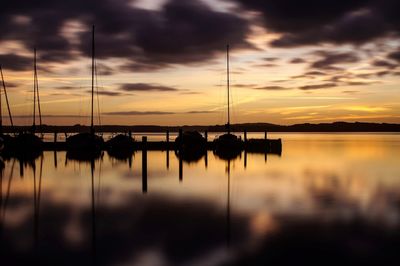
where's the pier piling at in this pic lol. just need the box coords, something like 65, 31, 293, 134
142, 136, 147, 193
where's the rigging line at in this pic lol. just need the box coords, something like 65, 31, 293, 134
94, 58, 101, 128
91, 25, 95, 132
0, 66, 15, 130
227, 45, 230, 133
33, 48, 37, 130
35, 53, 43, 134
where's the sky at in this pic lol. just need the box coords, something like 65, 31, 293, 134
0, 0, 399, 126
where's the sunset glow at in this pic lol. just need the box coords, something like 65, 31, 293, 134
1, 0, 399, 126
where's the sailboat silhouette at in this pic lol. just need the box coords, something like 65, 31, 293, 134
66, 25, 104, 161
13, 49, 43, 159
214, 45, 243, 160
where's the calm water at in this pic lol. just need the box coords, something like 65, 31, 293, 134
1, 133, 400, 266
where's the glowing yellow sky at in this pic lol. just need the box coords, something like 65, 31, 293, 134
0, 1, 399, 126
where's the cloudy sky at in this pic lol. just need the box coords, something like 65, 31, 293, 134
0, 0, 399, 125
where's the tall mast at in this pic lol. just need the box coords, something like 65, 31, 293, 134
226, 44, 230, 134
35, 50, 42, 130
33, 48, 37, 132
91, 25, 95, 134
0, 66, 14, 131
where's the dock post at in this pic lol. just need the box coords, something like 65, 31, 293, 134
54, 151, 58, 168
54, 132, 57, 143
264, 131, 267, 140
244, 130, 247, 142
244, 151, 247, 168
166, 150, 170, 169
142, 136, 147, 193
204, 131, 208, 142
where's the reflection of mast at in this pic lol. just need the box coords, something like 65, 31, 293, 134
90, 159, 97, 265
166, 150, 169, 170
226, 160, 231, 247
0, 159, 16, 235
33, 155, 43, 246
179, 155, 183, 182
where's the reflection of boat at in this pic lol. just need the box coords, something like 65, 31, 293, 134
106, 133, 135, 159
66, 25, 103, 160
175, 131, 206, 162
214, 45, 243, 160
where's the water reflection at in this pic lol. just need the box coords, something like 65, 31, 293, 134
0, 134, 400, 265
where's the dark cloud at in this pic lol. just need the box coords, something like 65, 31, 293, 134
0, 0, 252, 71
104, 111, 176, 116
342, 90, 359, 94
185, 110, 216, 114
104, 110, 216, 115
0, 54, 31, 71
232, 84, 258, 88
345, 81, 378, 86
263, 57, 279, 62
179, 91, 202, 95
96, 63, 115, 76
371, 59, 398, 69
253, 63, 277, 68
3, 82, 19, 88
55, 86, 84, 90
234, 0, 400, 47
254, 85, 291, 90
310, 51, 359, 70
356, 70, 395, 78
86, 90, 124, 97
120, 83, 179, 92
290, 58, 306, 64
299, 83, 337, 90
376, 70, 392, 77
388, 50, 400, 62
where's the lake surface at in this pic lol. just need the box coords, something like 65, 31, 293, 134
1, 133, 400, 265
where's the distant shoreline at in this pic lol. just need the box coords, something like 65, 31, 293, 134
2, 122, 400, 133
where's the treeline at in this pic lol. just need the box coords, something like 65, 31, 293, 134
2, 122, 400, 133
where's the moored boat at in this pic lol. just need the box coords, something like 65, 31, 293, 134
66, 25, 104, 161
214, 45, 243, 159
175, 130, 207, 162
